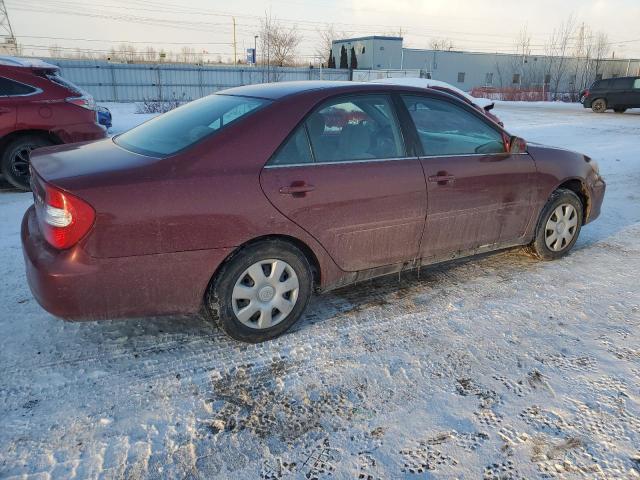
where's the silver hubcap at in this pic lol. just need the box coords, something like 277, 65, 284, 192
545, 204, 578, 252
232, 259, 299, 329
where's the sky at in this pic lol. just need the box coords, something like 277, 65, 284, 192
6, 0, 640, 62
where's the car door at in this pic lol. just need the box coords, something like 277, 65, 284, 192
260, 94, 428, 272
608, 78, 633, 107
399, 94, 537, 261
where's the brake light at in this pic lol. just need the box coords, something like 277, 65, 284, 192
35, 181, 95, 249
66, 95, 96, 110
584, 89, 590, 97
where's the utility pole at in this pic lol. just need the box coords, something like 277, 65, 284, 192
232, 17, 237, 65
0, 0, 18, 55
254, 35, 258, 67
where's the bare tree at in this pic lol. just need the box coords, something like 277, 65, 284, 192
315, 24, 346, 66
430, 38, 455, 51
260, 13, 301, 69
545, 15, 577, 98
142, 46, 157, 62
48, 44, 63, 58
592, 32, 610, 82
108, 43, 138, 62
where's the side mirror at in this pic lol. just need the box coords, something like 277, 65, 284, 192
484, 102, 495, 112
509, 136, 527, 154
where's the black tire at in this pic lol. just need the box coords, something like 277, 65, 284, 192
614, 108, 627, 113
204, 240, 313, 343
1, 135, 54, 190
591, 98, 607, 113
526, 189, 583, 261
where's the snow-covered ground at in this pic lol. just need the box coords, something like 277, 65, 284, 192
1, 102, 639, 479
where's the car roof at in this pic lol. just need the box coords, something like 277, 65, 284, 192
0, 56, 59, 71
218, 80, 431, 100
372, 77, 493, 108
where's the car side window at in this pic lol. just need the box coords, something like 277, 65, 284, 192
268, 126, 314, 166
402, 95, 505, 156
0, 77, 37, 96
611, 78, 633, 90
304, 95, 404, 163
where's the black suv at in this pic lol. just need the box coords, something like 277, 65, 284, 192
582, 76, 640, 113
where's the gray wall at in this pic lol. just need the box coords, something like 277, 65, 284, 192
401, 48, 640, 94
48, 59, 350, 102
332, 37, 403, 70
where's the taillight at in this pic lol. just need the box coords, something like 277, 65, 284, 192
584, 90, 590, 97
66, 95, 96, 111
35, 181, 95, 249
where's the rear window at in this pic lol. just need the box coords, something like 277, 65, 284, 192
115, 94, 270, 157
45, 73, 86, 96
0, 77, 37, 96
592, 79, 609, 89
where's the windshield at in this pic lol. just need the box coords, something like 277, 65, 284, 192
115, 94, 271, 157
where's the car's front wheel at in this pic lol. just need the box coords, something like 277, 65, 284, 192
205, 240, 313, 343
1, 135, 54, 190
527, 189, 583, 261
591, 98, 607, 113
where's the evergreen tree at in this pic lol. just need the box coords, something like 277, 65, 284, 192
339, 45, 348, 69
349, 46, 358, 69
327, 50, 335, 68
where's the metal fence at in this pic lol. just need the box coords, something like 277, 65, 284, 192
47, 59, 351, 102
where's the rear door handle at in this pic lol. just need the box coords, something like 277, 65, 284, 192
428, 174, 456, 185
279, 183, 315, 196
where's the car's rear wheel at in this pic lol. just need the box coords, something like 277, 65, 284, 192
205, 240, 313, 343
591, 98, 607, 113
1, 135, 54, 191
614, 108, 627, 113
526, 189, 583, 261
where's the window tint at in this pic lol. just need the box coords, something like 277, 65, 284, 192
402, 95, 505, 156
115, 94, 270, 157
634, 79, 640, 89
46, 73, 85, 95
611, 78, 632, 89
269, 126, 313, 166
0, 77, 37, 96
304, 95, 404, 163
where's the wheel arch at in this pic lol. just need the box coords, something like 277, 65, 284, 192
552, 178, 590, 224
202, 234, 322, 307
0, 129, 62, 154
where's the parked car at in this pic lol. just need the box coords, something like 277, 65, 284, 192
22, 81, 605, 343
97, 105, 112, 129
582, 76, 640, 113
372, 77, 504, 126
0, 56, 106, 190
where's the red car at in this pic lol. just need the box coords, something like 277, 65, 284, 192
0, 56, 106, 190
21, 81, 605, 343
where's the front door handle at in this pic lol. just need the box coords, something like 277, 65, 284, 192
0, 107, 11, 114
279, 183, 315, 196
428, 173, 456, 185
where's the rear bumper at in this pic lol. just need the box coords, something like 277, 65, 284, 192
21, 206, 233, 320
53, 122, 107, 144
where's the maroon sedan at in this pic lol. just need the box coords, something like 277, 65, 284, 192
0, 56, 106, 190
21, 81, 605, 342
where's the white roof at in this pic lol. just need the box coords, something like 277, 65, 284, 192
371, 77, 493, 108
0, 56, 59, 70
